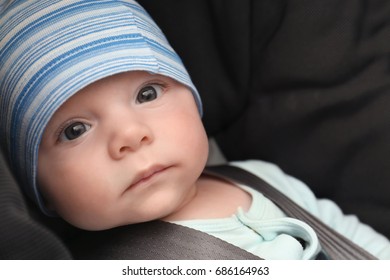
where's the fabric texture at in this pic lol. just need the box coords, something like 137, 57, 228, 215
175, 160, 390, 259
173, 181, 321, 260
69, 220, 260, 260
0, 0, 201, 216
0, 147, 71, 259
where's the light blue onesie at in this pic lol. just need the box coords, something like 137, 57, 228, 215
173, 160, 390, 259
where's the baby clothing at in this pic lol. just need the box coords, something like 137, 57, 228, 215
173, 160, 390, 259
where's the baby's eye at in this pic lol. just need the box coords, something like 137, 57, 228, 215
59, 122, 91, 141
136, 84, 163, 104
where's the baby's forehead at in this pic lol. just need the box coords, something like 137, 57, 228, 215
46, 71, 178, 121
54, 71, 172, 105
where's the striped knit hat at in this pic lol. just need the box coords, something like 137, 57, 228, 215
0, 0, 202, 216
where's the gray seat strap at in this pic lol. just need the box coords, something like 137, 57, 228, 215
205, 165, 377, 260
69, 220, 262, 259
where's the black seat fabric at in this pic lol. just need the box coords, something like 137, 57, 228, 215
0, 148, 71, 259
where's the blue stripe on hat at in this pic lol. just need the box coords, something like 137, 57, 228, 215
0, 0, 202, 216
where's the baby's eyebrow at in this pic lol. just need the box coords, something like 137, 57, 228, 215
44, 112, 72, 135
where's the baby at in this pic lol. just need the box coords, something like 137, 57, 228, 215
1, 0, 389, 259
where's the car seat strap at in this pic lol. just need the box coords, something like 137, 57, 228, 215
205, 165, 377, 260
69, 219, 262, 259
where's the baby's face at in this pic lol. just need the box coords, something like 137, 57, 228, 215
38, 71, 208, 230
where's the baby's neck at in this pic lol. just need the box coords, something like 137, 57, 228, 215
162, 174, 252, 222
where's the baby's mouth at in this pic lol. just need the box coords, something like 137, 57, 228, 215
128, 165, 171, 189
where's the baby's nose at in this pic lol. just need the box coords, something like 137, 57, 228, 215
108, 118, 153, 160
